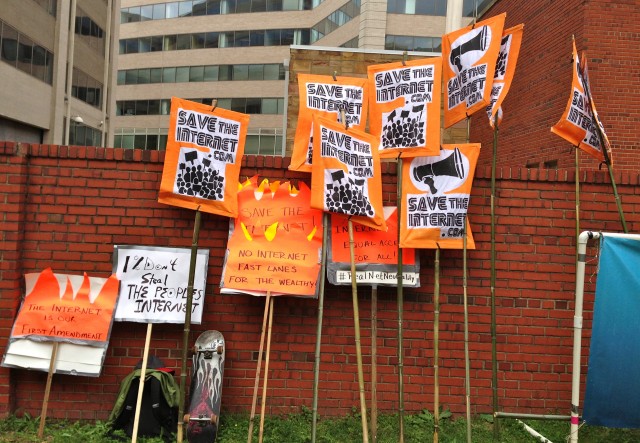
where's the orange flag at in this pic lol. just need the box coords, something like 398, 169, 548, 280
310, 115, 386, 231
551, 41, 611, 163
159, 97, 250, 217
367, 57, 442, 158
290, 74, 369, 172
221, 177, 323, 297
10, 268, 119, 345
400, 144, 480, 249
487, 24, 524, 128
443, 13, 506, 128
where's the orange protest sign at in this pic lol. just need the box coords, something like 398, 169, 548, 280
443, 13, 506, 128
10, 268, 119, 345
486, 24, 524, 128
400, 144, 480, 249
551, 41, 611, 163
290, 74, 369, 172
367, 57, 442, 158
221, 177, 323, 297
331, 208, 414, 265
159, 97, 250, 217
310, 115, 386, 231
328, 208, 420, 287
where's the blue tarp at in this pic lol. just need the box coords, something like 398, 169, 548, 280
583, 234, 640, 428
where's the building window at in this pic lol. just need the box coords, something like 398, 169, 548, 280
387, 0, 447, 16
118, 63, 285, 84
0, 20, 54, 84
120, 0, 325, 22
116, 98, 284, 116
72, 68, 103, 108
463, 0, 494, 17
384, 35, 441, 52
75, 7, 106, 54
68, 120, 102, 147
310, 0, 361, 42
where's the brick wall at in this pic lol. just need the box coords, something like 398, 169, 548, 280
1, 141, 639, 421
470, 0, 640, 171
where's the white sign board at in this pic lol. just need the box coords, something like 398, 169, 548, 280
113, 245, 209, 324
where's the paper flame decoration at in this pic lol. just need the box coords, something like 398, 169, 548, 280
11, 268, 119, 344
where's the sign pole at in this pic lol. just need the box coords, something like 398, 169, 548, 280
177, 207, 202, 443
258, 296, 275, 443
311, 213, 329, 443
463, 118, 472, 443
37, 342, 59, 439
248, 292, 272, 443
396, 157, 405, 443
370, 285, 378, 443
433, 246, 441, 443
348, 216, 370, 443
131, 323, 153, 443
490, 115, 500, 438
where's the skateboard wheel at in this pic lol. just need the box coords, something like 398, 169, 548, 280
217, 345, 223, 354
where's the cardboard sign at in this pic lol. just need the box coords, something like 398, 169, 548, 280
159, 97, 250, 217
486, 24, 524, 127
290, 74, 369, 172
367, 57, 442, 158
310, 115, 386, 231
400, 144, 480, 249
327, 207, 420, 287
9, 268, 119, 346
113, 245, 209, 324
443, 13, 506, 128
551, 41, 611, 163
221, 177, 323, 297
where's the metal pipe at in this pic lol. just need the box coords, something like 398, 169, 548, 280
64, 0, 78, 146
495, 412, 574, 421
570, 231, 600, 443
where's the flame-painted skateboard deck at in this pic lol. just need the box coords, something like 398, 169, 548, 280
185, 330, 225, 443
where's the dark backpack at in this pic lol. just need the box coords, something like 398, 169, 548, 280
109, 356, 179, 442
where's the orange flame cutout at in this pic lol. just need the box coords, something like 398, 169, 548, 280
11, 268, 119, 343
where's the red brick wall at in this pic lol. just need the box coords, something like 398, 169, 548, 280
470, 0, 640, 171
1, 142, 639, 421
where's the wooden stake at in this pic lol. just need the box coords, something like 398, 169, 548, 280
132, 323, 153, 443
433, 247, 440, 443
248, 292, 272, 443
311, 213, 329, 443
37, 342, 59, 439
490, 115, 500, 439
177, 207, 202, 443
463, 232, 472, 443
371, 285, 378, 443
258, 296, 275, 443
348, 217, 369, 443
396, 158, 405, 443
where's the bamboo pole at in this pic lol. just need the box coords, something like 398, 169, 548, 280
311, 213, 329, 443
37, 342, 59, 439
371, 285, 378, 443
348, 217, 369, 443
433, 247, 441, 443
490, 116, 500, 439
132, 323, 153, 443
396, 157, 405, 443
463, 233, 471, 443
575, 148, 580, 262
258, 296, 275, 443
177, 207, 202, 443
248, 292, 272, 443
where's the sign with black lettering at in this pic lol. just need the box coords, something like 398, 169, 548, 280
159, 97, 250, 217
113, 245, 209, 324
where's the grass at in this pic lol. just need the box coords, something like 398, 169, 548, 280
2, 408, 640, 442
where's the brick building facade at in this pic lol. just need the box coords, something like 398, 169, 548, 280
1, 141, 638, 421
469, 0, 639, 171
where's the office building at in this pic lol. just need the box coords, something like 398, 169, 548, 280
0, 0, 120, 147
116, 0, 490, 154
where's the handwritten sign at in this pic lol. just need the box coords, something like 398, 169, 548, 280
9, 268, 119, 346
327, 208, 420, 287
221, 177, 323, 297
113, 245, 209, 323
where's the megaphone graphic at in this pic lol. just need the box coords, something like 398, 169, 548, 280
413, 148, 465, 194
450, 25, 489, 72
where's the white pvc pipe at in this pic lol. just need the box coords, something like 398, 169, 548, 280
570, 231, 600, 443
517, 419, 554, 443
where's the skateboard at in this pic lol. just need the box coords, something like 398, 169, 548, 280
185, 330, 225, 443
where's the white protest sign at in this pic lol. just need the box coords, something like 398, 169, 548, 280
113, 245, 209, 324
